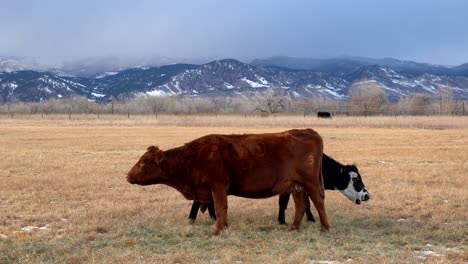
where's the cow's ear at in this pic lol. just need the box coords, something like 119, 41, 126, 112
155, 149, 164, 164
147, 145, 159, 152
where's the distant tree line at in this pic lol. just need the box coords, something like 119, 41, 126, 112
0, 80, 466, 116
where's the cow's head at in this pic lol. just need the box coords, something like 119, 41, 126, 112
335, 165, 370, 205
127, 146, 166, 185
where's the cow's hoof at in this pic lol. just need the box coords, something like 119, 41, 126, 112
213, 223, 228, 235
289, 225, 300, 231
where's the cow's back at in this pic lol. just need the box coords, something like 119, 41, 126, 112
211, 129, 322, 198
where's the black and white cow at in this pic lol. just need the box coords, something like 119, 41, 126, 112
188, 153, 370, 224
277, 153, 370, 224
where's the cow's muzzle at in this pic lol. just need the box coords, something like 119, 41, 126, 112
362, 193, 370, 201
126, 175, 136, 184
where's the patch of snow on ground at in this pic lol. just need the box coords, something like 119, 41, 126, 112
91, 92, 106, 98
173, 81, 182, 93
146, 90, 169, 97
307, 84, 322, 89
392, 79, 417, 87
255, 75, 269, 85
413, 244, 444, 259
354, 79, 378, 86
413, 79, 437, 92
414, 250, 443, 259
380, 84, 406, 95
41, 87, 53, 94
241, 77, 268, 88
323, 89, 346, 98
324, 81, 336, 90
292, 91, 301, 98
162, 84, 175, 95
224, 82, 235, 89
9, 83, 18, 89
21, 225, 48, 232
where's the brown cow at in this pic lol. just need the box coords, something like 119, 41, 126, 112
127, 129, 329, 235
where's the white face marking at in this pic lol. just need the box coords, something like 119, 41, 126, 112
339, 172, 369, 204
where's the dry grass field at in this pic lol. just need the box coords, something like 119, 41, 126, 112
0, 115, 467, 263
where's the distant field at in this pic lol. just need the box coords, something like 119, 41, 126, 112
1, 113, 468, 129
0, 115, 467, 263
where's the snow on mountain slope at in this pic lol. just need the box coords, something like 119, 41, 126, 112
1, 59, 468, 103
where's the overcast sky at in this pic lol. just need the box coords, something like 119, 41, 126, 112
1, 0, 468, 66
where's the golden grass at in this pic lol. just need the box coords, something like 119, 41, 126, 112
0, 115, 467, 263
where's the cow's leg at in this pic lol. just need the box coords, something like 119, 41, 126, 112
304, 182, 330, 231
278, 193, 290, 225
305, 194, 316, 222
211, 187, 228, 235
290, 185, 307, 231
207, 201, 216, 220
189, 201, 201, 223
302, 156, 330, 231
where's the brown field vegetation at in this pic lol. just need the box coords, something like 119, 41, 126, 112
0, 115, 467, 263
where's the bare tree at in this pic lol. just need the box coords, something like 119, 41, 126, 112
349, 79, 388, 115
437, 85, 454, 115
410, 93, 434, 115
254, 85, 290, 113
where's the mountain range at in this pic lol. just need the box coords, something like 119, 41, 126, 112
1, 56, 468, 103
